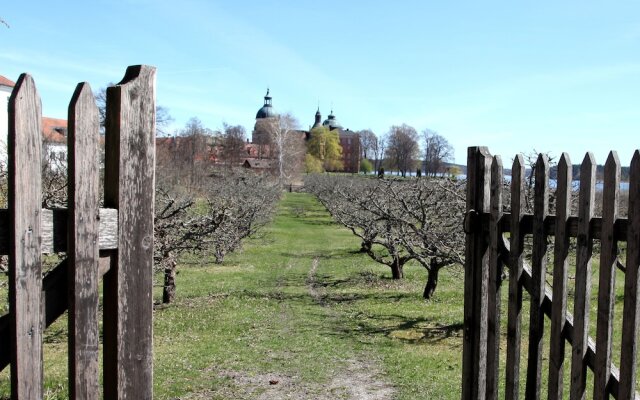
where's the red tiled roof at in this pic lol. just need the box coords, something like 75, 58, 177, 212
0, 75, 15, 88
42, 117, 67, 144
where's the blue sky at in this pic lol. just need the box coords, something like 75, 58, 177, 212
2, 0, 639, 164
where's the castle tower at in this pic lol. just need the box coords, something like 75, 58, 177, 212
252, 89, 278, 145
312, 107, 322, 130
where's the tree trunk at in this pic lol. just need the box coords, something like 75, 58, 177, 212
162, 253, 177, 304
360, 240, 372, 253
423, 260, 441, 299
390, 258, 404, 279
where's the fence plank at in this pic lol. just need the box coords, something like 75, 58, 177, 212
505, 154, 525, 400
525, 153, 549, 400
462, 146, 492, 400
486, 155, 503, 399
103, 65, 156, 399
594, 152, 621, 399
0, 208, 117, 254
570, 153, 596, 400
494, 213, 628, 242
548, 153, 572, 400
67, 82, 100, 399
620, 150, 640, 399
8, 73, 44, 399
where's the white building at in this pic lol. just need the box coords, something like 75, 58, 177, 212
0, 75, 15, 155
0, 74, 68, 162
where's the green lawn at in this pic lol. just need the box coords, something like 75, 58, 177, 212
151, 192, 465, 399
0, 192, 466, 399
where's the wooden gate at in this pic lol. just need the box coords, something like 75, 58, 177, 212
0, 65, 155, 398
462, 146, 640, 399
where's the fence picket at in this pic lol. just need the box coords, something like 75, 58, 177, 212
68, 82, 100, 399
486, 155, 503, 399
570, 153, 596, 400
462, 146, 492, 400
594, 152, 621, 399
103, 65, 156, 399
525, 154, 549, 400
505, 154, 525, 400
548, 153, 572, 400
8, 73, 44, 399
620, 150, 640, 399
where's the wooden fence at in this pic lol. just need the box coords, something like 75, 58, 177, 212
0, 65, 156, 398
462, 146, 640, 399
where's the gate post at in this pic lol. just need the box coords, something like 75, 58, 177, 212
461, 146, 492, 400
103, 65, 156, 399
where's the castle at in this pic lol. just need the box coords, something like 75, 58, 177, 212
251, 90, 360, 173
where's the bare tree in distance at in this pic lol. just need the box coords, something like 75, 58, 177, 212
269, 113, 306, 183
220, 123, 247, 167
385, 124, 419, 177
422, 129, 454, 177
371, 134, 386, 173
156, 117, 216, 188
358, 129, 377, 161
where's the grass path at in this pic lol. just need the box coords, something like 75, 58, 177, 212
153, 192, 465, 399
0, 192, 465, 399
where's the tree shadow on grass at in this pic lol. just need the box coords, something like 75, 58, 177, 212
326, 312, 464, 346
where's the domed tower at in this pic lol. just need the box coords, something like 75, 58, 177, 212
255, 89, 277, 119
322, 109, 343, 131
252, 89, 278, 144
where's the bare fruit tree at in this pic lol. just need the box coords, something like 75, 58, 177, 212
306, 174, 465, 299
155, 170, 280, 303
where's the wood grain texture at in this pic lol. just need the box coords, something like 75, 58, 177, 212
548, 153, 571, 400
593, 152, 620, 399
486, 155, 503, 399
8, 73, 44, 399
67, 82, 100, 399
570, 153, 596, 400
0, 208, 117, 254
505, 154, 525, 400
525, 153, 549, 400
103, 65, 156, 399
462, 146, 492, 400
620, 150, 640, 399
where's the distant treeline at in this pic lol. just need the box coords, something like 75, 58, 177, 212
558, 164, 630, 182
441, 162, 630, 182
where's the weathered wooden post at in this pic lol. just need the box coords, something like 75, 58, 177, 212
68, 82, 101, 399
103, 65, 156, 399
8, 73, 44, 399
525, 154, 549, 400
461, 146, 491, 400
486, 155, 503, 399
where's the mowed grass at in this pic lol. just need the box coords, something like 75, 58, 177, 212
0, 192, 465, 399
152, 192, 465, 399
